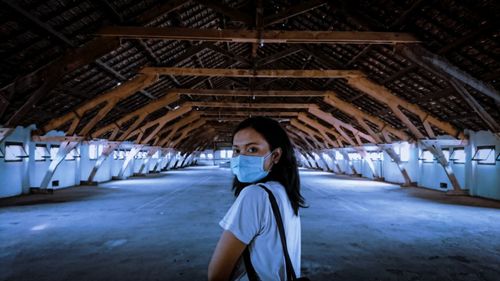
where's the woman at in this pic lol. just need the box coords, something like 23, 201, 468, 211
208, 116, 307, 281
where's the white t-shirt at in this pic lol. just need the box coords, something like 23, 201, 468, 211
219, 181, 301, 281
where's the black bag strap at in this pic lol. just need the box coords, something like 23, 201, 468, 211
243, 183, 298, 281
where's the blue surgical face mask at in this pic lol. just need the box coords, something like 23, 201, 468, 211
230, 151, 274, 183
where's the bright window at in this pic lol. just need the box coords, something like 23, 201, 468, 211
420, 150, 434, 163
450, 148, 466, 164
200, 153, 206, 159
65, 148, 78, 160
35, 145, 49, 161
227, 150, 233, 158
442, 149, 450, 161
220, 150, 227, 158
335, 151, 344, 160
5, 142, 28, 162
89, 144, 99, 160
207, 153, 213, 159
348, 152, 361, 161
152, 151, 160, 159
472, 146, 496, 165
50, 145, 59, 160
369, 151, 383, 161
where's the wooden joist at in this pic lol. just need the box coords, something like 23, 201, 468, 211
96, 27, 420, 44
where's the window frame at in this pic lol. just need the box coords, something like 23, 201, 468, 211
472, 146, 496, 165
419, 149, 435, 163
4, 142, 29, 162
34, 144, 50, 161
0, 146, 4, 158
449, 147, 466, 164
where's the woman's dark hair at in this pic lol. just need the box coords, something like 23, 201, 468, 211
232, 116, 306, 215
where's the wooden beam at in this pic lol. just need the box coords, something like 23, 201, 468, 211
168, 119, 207, 148
43, 73, 158, 135
175, 88, 325, 97
323, 93, 409, 141
404, 46, 500, 103
346, 76, 463, 139
296, 113, 343, 147
156, 112, 202, 147
201, 111, 300, 117
141, 67, 362, 78
4, 0, 186, 126
449, 79, 500, 133
290, 119, 334, 148
90, 89, 179, 140
308, 106, 376, 144
137, 105, 192, 144
96, 26, 420, 44
188, 101, 313, 109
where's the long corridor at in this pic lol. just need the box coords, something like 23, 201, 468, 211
1, 166, 500, 281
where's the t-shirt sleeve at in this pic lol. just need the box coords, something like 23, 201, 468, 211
219, 186, 268, 245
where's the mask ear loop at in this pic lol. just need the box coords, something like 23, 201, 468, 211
265, 149, 278, 172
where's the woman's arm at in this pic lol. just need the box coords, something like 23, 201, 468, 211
208, 230, 246, 281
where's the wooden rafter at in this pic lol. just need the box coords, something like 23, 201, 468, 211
156, 112, 201, 147
187, 101, 313, 110
141, 67, 362, 78
308, 106, 376, 145
323, 92, 409, 142
96, 26, 420, 44
175, 89, 325, 97
290, 119, 332, 148
4, 0, 186, 126
90, 90, 180, 140
346, 76, 464, 139
43, 73, 158, 135
168, 119, 207, 148
296, 113, 343, 147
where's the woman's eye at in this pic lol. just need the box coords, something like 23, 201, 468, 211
232, 149, 240, 155
247, 147, 257, 153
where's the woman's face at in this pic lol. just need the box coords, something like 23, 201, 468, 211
232, 127, 281, 171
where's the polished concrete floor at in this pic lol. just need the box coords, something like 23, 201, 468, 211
1, 166, 500, 281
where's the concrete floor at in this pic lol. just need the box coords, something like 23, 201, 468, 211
1, 166, 499, 281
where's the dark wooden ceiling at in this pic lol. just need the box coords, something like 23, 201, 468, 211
0, 0, 499, 151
